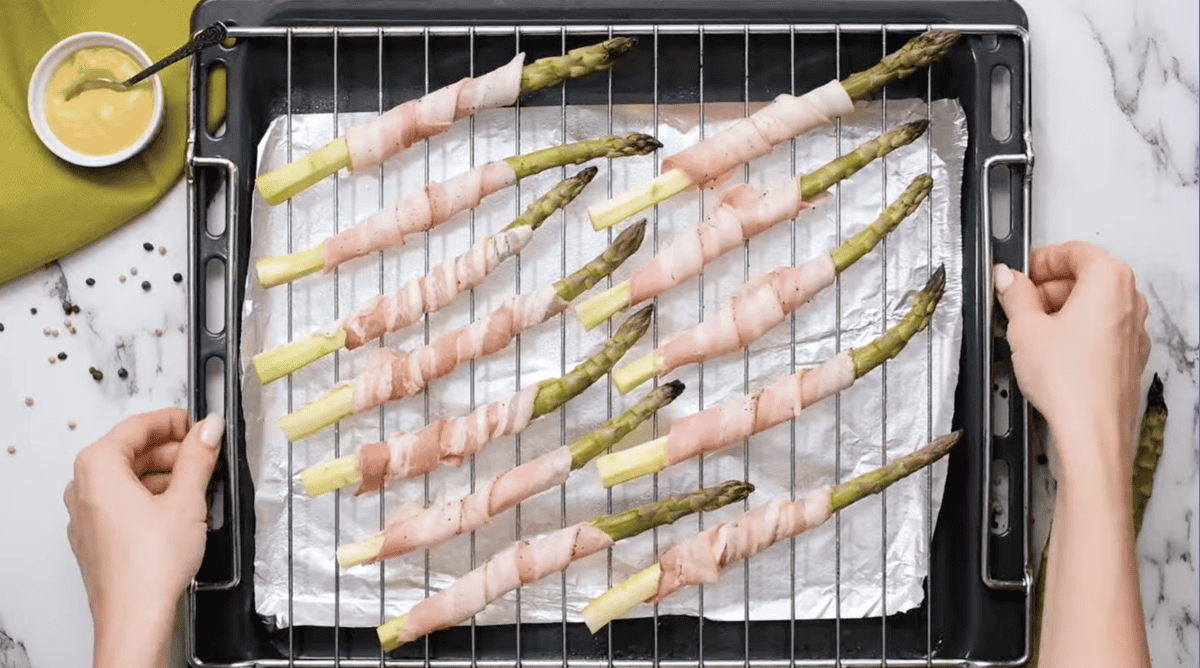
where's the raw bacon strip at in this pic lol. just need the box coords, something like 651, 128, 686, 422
339, 382, 682, 563
582, 432, 961, 632
323, 161, 518, 271
594, 267, 946, 488
661, 80, 854, 191
373, 481, 753, 650
297, 307, 654, 494
612, 174, 933, 393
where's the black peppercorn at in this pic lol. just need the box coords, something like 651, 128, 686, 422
57, 352, 67, 360
89, 367, 103, 381
173, 273, 183, 283
0, 323, 5, 332
117, 368, 128, 379
143, 242, 154, 251
141, 281, 152, 291
30, 307, 37, 315
85, 278, 95, 286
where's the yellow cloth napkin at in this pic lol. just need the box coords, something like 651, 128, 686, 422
0, 0, 226, 286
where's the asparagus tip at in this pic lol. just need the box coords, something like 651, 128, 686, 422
662, 379, 686, 401
576, 165, 600, 183
604, 36, 638, 59
618, 303, 655, 339
906, 119, 931, 137
1148, 373, 1166, 410
926, 263, 947, 294
620, 218, 649, 250
626, 132, 663, 152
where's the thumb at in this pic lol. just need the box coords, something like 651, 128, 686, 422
993, 263, 1044, 321
167, 413, 224, 503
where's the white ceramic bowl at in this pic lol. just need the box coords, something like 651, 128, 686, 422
27, 32, 165, 168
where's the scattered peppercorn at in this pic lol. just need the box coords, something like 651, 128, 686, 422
130, 267, 138, 276
119, 275, 127, 283
30, 307, 37, 315
143, 242, 154, 251
89, 367, 103, 381
0, 323, 5, 332
173, 273, 183, 283
85, 277, 95, 286
48, 356, 56, 365
67, 420, 77, 430
158, 246, 167, 255
141, 281, 152, 292
155, 328, 164, 337
24, 397, 33, 407
6, 446, 14, 455
57, 352, 67, 360
117, 368, 128, 379
71, 304, 80, 314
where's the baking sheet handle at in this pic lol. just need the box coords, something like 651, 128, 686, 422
980, 152, 1031, 594
188, 154, 243, 593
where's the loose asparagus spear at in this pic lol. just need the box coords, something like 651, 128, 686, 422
1029, 373, 1168, 665
1132, 373, 1167, 536
576, 121, 930, 330
588, 30, 959, 230
334, 382, 684, 565
375, 479, 753, 651
595, 266, 945, 487
583, 431, 961, 632
256, 133, 659, 288
254, 168, 597, 386
256, 38, 637, 205
298, 306, 653, 491
613, 174, 933, 394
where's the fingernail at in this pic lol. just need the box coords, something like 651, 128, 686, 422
993, 263, 1014, 293
199, 412, 225, 448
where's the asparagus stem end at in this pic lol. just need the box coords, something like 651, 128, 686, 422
583, 563, 661, 632
255, 244, 328, 289
252, 329, 348, 385
575, 281, 632, 330
595, 435, 669, 487
300, 452, 363, 498
256, 137, 352, 205
278, 385, 356, 441
612, 353, 661, 395
376, 613, 409, 651
338, 534, 385, 569
589, 169, 692, 230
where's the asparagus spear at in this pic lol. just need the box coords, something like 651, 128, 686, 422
256, 133, 658, 288
595, 266, 945, 487
583, 431, 961, 632
254, 168, 597, 386
256, 38, 638, 206
375, 479, 753, 650
1029, 373, 1168, 665
613, 174, 933, 394
588, 30, 959, 231
335, 382, 684, 565
576, 120, 930, 330
1132, 373, 1167, 536
298, 306, 653, 492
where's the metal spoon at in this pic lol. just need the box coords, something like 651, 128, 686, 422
63, 22, 227, 101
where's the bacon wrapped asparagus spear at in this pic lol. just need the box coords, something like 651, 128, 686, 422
256, 133, 659, 288
256, 37, 637, 206
372, 479, 753, 650
296, 305, 652, 486
611, 174, 933, 394
594, 267, 944, 487
581, 431, 960, 632
576, 120, 929, 330
588, 29, 959, 230
253, 168, 598, 386
334, 381, 683, 567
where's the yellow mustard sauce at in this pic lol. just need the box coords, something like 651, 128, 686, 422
44, 46, 155, 157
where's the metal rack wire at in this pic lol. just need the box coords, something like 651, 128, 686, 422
186, 18, 1033, 668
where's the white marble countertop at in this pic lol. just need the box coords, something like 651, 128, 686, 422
1, 1, 1195, 666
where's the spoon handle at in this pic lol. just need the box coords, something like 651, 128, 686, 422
123, 22, 227, 88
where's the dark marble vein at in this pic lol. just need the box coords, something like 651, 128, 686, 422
1148, 284, 1199, 377
0, 628, 32, 668
1085, 15, 1200, 187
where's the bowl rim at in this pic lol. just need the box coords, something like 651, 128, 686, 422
27, 31, 165, 168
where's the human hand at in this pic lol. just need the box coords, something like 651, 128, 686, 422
64, 408, 224, 668
993, 241, 1149, 477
